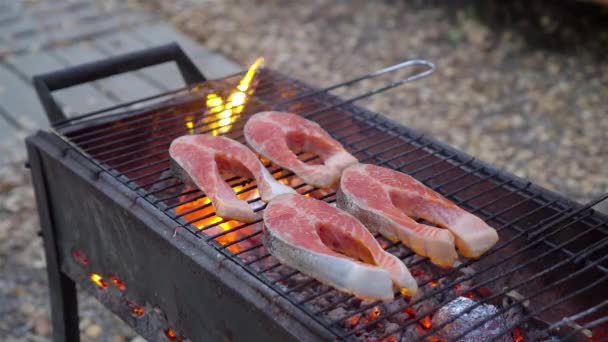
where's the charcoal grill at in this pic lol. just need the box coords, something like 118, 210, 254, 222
27, 43, 608, 341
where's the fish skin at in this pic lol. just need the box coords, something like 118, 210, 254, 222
244, 111, 358, 188
169, 134, 294, 222
264, 194, 418, 301
337, 164, 499, 265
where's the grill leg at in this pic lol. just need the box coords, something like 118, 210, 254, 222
46, 268, 80, 342
28, 145, 81, 342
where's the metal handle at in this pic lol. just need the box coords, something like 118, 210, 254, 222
33, 43, 206, 125
275, 59, 435, 112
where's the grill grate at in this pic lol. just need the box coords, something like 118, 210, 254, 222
53, 68, 608, 341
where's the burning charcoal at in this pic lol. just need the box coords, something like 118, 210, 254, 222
433, 296, 510, 342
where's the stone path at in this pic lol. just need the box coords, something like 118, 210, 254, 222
0, 0, 241, 165
0, 2, 241, 340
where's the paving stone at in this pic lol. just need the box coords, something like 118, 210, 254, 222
130, 23, 241, 80
7, 51, 117, 118
0, 63, 45, 129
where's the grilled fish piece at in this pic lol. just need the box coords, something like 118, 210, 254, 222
244, 111, 358, 188
337, 164, 498, 267
264, 194, 418, 301
169, 134, 294, 222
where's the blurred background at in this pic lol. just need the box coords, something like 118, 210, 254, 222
1, 0, 607, 341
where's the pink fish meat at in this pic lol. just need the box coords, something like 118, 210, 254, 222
169, 134, 294, 222
264, 193, 418, 301
244, 111, 358, 188
337, 164, 499, 267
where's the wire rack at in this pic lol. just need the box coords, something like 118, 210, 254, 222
53, 67, 608, 341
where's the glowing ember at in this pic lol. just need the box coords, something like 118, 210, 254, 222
345, 314, 360, 328
430, 279, 439, 287
108, 274, 126, 291
512, 327, 525, 342
367, 306, 381, 321
383, 336, 397, 342
72, 249, 89, 265
419, 315, 433, 330
463, 292, 477, 300
453, 284, 462, 290
411, 269, 425, 277
165, 329, 178, 340
131, 306, 144, 317
89, 273, 107, 289
477, 287, 493, 297
204, 57, 264, 136
429, 336, 441, 342
404, 307, 417, 319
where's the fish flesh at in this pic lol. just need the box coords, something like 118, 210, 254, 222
244, 111, 358, 188
264, 193, 418, 301
169, 134, 294, 222
337, 164, 498, 266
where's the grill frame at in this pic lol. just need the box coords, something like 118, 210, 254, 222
29, 44, 608, 341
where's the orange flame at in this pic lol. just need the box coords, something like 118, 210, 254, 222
174, 186, 262, 253
185, 57, 263, 135
89, 273, 107, 289
429, 336, 441, 342
400, 287, 415, 297
430, 279, 439, 287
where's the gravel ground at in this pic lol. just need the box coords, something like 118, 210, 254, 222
2, 1, 607, 341
146, 0, 608, 202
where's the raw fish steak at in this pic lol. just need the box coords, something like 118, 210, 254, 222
264, 193, 418, 301
337, 164, 498, 266
169, 134, 294, 222
244, 111, 358, 188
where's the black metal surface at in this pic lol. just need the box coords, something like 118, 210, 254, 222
33, 43, 205, 125
27, 131, 332, 342
32, 65, 608, 341
27, 142, 80, 342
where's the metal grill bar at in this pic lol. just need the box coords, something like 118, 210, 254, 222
351, 200, 583, 325
53, 66, 608, 341
413, 214, 608, 341
561, 315, 608, 341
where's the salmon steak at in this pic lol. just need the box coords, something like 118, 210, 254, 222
264, 194, 418, 301
244, 111, 358, 188
169, 134, 294, 222
337, 164, 499, 267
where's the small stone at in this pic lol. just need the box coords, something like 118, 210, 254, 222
19, 303, 36, 315
112, 335, 127, 342
32, 313, 51, 336
85, 324, 102, 338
